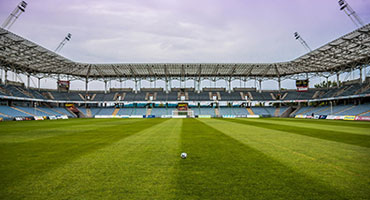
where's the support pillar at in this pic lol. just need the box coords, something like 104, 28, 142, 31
104, 80, 108, 94
4, 70, 7, 85
360, 66, 363, 84
85, 78, 88, 93
165, 79, 169, 94
38, 77, 41, 91
169, 78, 172, 92
27, 75, 30, 88
326, 77, 329, 89
198, 79, 201, 93
135, 79, 138, 94
278, 77, 281, 92
228, 78, 232, 93
336, 73, 340, 88
258, 79, 262, 93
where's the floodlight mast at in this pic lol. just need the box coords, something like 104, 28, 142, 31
55, 33, 72, 52
294, 32, 312, 52
1, 1, 27, 30
338, 0, 364, 27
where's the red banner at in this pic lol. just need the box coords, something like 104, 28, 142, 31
355, 116, 370, 121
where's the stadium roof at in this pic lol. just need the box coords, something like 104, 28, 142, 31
0, 24, 369, 80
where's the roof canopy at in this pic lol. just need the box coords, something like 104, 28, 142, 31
1, 24, 369, 80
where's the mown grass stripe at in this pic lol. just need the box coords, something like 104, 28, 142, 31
2, 119, 181, 200
267, 117, 370, 129
201, 118, 370, 199
175, 118, 345, 200
0, 118, 143, 143
258, 118, 370, 136
222, 118, 370, 148
0, 118, 168, 195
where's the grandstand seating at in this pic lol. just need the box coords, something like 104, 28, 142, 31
97, 108, 115, 115
251, 107, 275, 115
1, 82, 370, 102
219, 107, 248, 115
115, 107, 147, 115
151, 108, 175, 116
78, 107, 88, 116
90, 108, 102, 116
0, 105, 72, 118
294, 103, 370, 116
1, 80, 370, 120
192, 107, 215, 116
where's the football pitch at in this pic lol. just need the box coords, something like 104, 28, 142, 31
0, 118, 369, 200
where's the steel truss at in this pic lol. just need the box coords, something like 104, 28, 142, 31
0, 24, 370, 91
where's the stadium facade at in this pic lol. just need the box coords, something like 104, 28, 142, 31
0, 24, 370, 120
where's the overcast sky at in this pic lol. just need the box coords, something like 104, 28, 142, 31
1, 0, 369, 90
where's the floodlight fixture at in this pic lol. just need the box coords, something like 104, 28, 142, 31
1, 1, 28, 30
55, 33, 72, 53
294, 32, 312, 52
338, 0, 364, 27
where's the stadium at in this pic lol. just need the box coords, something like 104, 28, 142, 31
0, 0, 370, 199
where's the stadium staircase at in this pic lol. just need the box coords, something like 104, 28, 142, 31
66, 108, 78, 118
153, 92, 157, 100
334, 105, 356, 115
78, 93, 85, 100
288, 105, 301, 117
359, 110, 370, 116
43, 92, 54, 99
0, 112, 11, 118
270, 93, 276, 100
217, 92, 221, 100
86, 108, 92, 117
214, 108, 220, 117
240, 92, 245, 100
279, 106, 293, 117
11, 106, 35, 116
35, 108, 52, 115
208, 92, 213, 100
145, 92, 150, 100
312, 91, 321, 99
248, 92, 254, 100
274, 107, 280, 117
51, 108, 67, 115
90, 94, 96, 100
247, 107, 255, 115
146, 108, 152, 116
113, 93, 119, 100
112, 108, 120, 116
281, 93, 288, 100
16, 87, 34, 98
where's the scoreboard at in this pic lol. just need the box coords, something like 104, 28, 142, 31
177, 103, 188, 111
296, 79, 309, 92
58, 80, 70, 92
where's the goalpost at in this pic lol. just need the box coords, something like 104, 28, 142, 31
172, 109, 194, 118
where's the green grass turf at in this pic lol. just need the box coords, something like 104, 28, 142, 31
0, 118, 369, 199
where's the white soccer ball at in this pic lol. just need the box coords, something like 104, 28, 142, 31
181, 152, 187, 159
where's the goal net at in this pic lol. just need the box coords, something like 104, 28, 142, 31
172, 109, 194, 118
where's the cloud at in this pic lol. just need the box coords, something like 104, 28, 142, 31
0, 0, 369, 89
